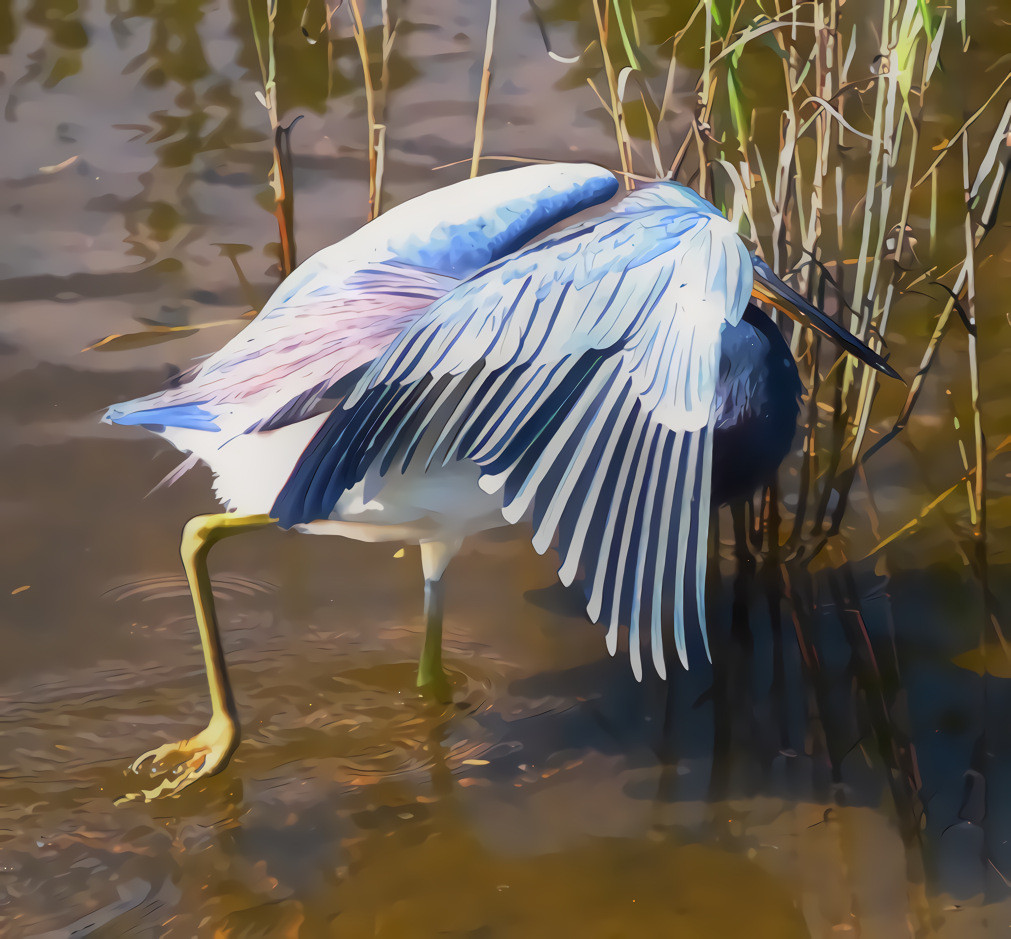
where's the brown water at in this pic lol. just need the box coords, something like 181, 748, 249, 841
2, 1, 1011, 936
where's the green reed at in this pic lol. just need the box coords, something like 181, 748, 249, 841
588, 2, 1008, 595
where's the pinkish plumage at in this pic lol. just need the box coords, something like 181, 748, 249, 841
104, 163, 620, 513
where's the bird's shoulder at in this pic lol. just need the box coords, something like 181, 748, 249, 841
418, 182, 753, 348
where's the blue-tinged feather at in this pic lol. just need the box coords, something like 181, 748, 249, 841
104, 402, 220, 432
388, 171, 619, 278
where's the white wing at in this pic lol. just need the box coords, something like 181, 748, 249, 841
274, 183, 754, 677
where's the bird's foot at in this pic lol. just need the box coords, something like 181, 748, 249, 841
117, 716, 238, 804
416, 664, 453, 704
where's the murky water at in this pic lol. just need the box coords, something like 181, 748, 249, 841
2, 0, 1011, 935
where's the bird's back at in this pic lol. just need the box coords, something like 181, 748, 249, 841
103, 164, 620, 453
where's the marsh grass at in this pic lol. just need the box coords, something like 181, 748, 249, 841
572, 1, 1010, 914
569, 1, 1010, 612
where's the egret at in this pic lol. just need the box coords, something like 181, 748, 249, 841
104, 163, 897, 799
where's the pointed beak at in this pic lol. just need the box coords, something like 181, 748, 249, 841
751, 257, 901, 380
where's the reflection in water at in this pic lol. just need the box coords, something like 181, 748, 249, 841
1, 0, 1010, 934
2, 550, 1009, 934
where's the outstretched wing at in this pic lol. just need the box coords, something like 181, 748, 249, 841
274, 184, 754, 678
105, 163, 619, 436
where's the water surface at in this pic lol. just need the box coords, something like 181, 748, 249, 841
1, 1, 1011, 935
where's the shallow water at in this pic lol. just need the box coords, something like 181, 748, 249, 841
2, 0, 1011, 936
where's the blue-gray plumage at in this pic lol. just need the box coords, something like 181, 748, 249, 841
712, 305, 803, 504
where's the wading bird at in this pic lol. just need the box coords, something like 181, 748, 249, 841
105, 163, 897, 799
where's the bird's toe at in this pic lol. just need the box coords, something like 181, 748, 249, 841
118, 720, 238, 803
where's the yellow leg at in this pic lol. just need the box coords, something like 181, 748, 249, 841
120, 512, 274, 803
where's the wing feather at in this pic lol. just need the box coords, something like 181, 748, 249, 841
274, 182, 754, 676
650, 432, 686, 677
610, 424, 662, 680
554, 383, 636, 587
529, 373, 624, 556
672, 431, 703, 668
105, 164, 618, 436
627, 427, 666, 680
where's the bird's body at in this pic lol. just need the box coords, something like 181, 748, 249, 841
104, 163, 887, 800
713, 307, 802, 504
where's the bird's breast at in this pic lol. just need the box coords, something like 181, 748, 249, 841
310, 458, 509, 544
711, 309, 802, 504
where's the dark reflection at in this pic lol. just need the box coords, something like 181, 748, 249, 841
122, 0, 212, 90
0, 0, 17, 56
236, 0, 352, 115
25, 0, 87, 86
509, 543, 1011, 916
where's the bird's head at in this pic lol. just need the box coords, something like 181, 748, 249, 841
750, 256, 901, 380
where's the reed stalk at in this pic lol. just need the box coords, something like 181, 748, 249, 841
471, 0, 498, 178
861, 103, 1011, 473
247, 0, 298, 277
592, 0, 634, 183
348, 0, 397, 219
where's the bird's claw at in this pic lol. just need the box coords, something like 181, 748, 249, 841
117, 719, 238, 804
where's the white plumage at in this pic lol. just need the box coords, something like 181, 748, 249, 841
107, 163, 755, 678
